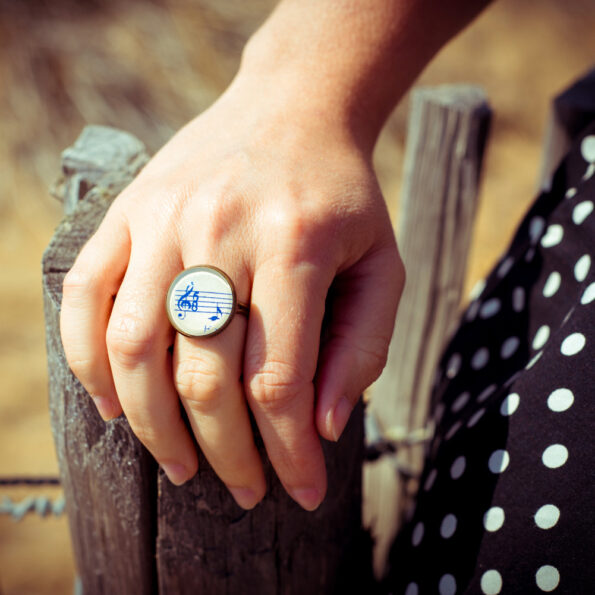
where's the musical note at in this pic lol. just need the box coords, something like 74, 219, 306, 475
209, 304, 223, 321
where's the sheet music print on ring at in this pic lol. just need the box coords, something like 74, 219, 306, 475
174, 283, 232, 321
166, 266, 238, 337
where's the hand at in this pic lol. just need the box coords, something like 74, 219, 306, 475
60, 72, 404, 511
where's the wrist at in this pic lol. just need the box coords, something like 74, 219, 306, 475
232, 0, 492, 154
234, 20, 396, 154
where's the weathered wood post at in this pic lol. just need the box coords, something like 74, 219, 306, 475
364, 85, 492, 575
43, 126, 372, 594
44, 127, 157, 595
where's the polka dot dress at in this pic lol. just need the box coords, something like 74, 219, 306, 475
386, 122, 595, 594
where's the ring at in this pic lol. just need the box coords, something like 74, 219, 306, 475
165, 265, 249, 337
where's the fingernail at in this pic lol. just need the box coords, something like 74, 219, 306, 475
91, 396, 116, 421
161, 463, 189, 486
331, 396, 353, 442
291, 488, 322, 511
229, 487, 258, 510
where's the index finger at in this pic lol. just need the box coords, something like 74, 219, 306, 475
244, 260, 330, 511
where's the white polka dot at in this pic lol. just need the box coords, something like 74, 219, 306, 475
446, 353, 462, 378
532, 325, 550, 350
450, 456, 466, 479
540, 224, 564, 248
560, 332, 586, 356
536, 565, 560, 592
405, 583, 419, 595
411, 521, 424, 546
471, 347, 490, 370
483, 506, 505, 532
481, 569, 503, 595
574, 254, 591, 282
543, 271, 561, 298
451, 392, 470, 413
525, 351, 543, 370
547, 388, 574, 412
581, 134, 595, 162
439, 574, 456, 595
497, 256, 514, 278
534, 504, 560, 529
500, 337, 520, 359
465, 299, 481, 322
470, 278, 487, 300
565, 187, 577, 199
440, 514, 457, 539
512, 287, 525, 311
572, 200, 593, 225
529, 216, 546, 243
584, 162, 595, 180
477, 384, 497, 403
525, 247, 536, 262
488, 449, 510, 474
581, 282, 595, 304
542, 444, 568, 469
445, 421, 462, 440
467, 408, 485, 428
479, 298, 501, 319
424, 468, 437, 491
500, 392, 520, 416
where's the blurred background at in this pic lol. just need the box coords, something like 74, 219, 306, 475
0, 0, 593, 592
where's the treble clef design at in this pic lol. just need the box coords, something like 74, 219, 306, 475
177, 282, 194, 319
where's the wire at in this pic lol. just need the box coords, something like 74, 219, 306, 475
0, 476, 61, 486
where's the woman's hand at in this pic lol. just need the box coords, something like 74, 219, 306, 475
59, 70, 404, 510
58, 0, 490, 509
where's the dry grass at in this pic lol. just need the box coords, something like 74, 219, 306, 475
0, 0, 593, 592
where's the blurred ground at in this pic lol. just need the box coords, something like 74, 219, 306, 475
0, 0, 593, 592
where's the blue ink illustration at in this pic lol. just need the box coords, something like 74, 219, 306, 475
176, 282, 195, 319
173, 286, 232, 322
209, 305, 223, 321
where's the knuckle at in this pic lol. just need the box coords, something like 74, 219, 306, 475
247, 360, 308, 411
130, 422, 162, 449
357, 335, 390, 370
65, 353, 96, 384
62, 266, 96, 301
332, 326, 390, 377
362, 341, 390, 379
106, 318, 156, 365
266, 204, 318, 253
175, 354, 225, 409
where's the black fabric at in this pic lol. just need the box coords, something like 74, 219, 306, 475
386, 121, 595, 595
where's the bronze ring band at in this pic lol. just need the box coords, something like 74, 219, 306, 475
236, 302, 250, 317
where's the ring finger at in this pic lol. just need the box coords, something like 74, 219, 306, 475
172, 266, 266, 510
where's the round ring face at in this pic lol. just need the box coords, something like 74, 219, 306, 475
166, 266, 237, 337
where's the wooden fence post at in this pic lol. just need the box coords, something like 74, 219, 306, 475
43, 126, 372, 594
364, 85, 492, 576
43, 126, 156, 595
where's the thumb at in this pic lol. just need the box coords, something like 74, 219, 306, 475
315, 246, 404, 441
